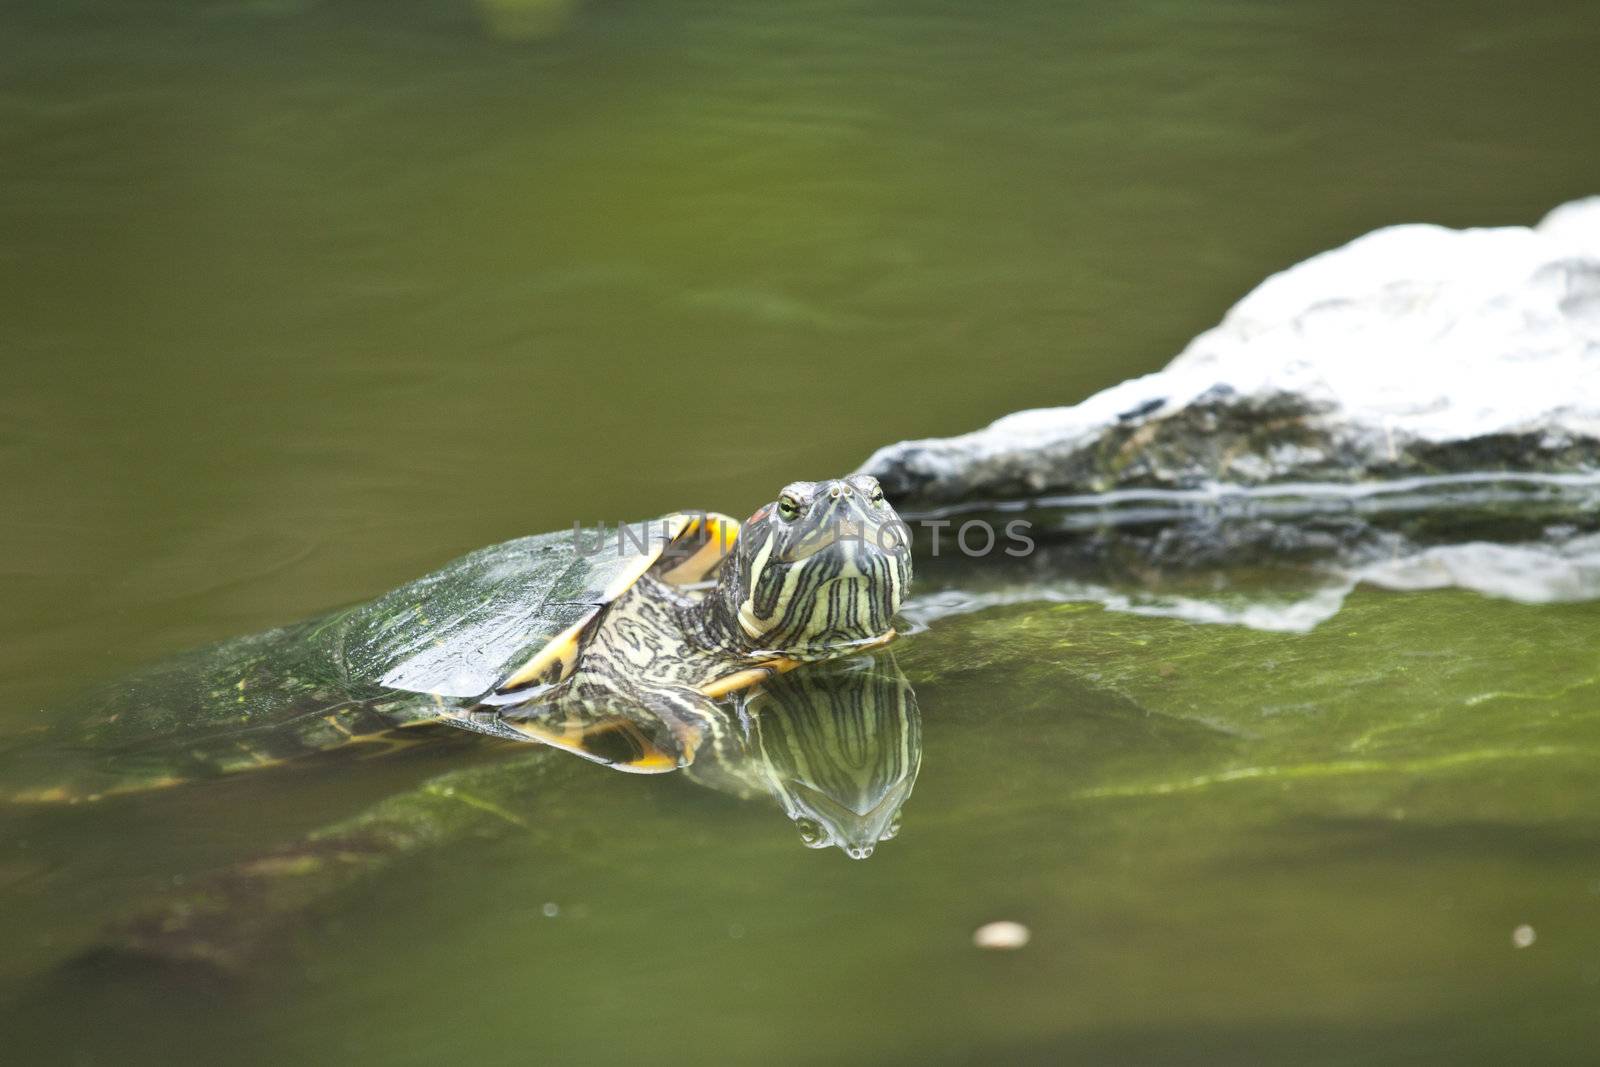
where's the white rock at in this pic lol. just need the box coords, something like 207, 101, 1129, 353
862, 197, 1600, 509
1167, 199, 1600, 442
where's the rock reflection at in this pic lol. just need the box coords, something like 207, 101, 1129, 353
904, 475, 1600, 633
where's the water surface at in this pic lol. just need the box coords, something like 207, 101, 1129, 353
3, 0, 1599, 1062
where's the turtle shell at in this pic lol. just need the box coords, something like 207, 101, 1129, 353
8, 513, 739, 802
343, 511, 733, 699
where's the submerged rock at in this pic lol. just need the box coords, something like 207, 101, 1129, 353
860, 197, 1600, 510
68, 581, 1600, 974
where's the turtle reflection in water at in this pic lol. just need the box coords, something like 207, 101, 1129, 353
508, 654, 920, 858
6, 476, 916, 859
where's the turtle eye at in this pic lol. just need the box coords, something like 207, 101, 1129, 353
795, 817, 826, 846
777, 495, 801, 521
869, 484, 885, 504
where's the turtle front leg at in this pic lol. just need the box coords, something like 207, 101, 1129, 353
699, 657, 803, 700
628, 684, 731, 767
698, 630, 899, 701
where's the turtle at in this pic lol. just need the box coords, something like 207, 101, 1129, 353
4, 475, 913, 805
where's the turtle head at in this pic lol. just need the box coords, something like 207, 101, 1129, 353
724, 476, 911, 656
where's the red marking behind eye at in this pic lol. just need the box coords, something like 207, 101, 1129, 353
748, 505, 771, 523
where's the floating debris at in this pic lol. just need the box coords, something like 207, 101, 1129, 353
1513, 924, 1537, 948
973, 921, 1031, 950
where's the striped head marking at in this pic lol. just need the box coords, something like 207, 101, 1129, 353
725, 476, 911, 655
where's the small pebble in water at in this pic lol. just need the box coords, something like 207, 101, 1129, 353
1513, 924, 1536, 948
973, 921, 1030, 950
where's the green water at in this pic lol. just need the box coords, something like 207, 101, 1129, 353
3, 0, 1599, 1062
